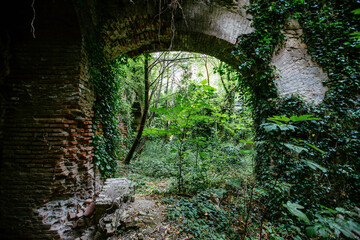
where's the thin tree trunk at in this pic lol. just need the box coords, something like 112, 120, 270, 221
163, 69, 172, 143
204, 55, 210, 86
124, 55, 150, 164
218, 62, 230, 95
135, 66, 164, 158
148, 69, 163, 125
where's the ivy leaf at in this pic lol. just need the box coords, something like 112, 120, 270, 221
290, 114, 322, 122
318, 227, 331, 237
261, 122, 279, 132
283, 201, 310, 224
200, 79, 207, 85
306, 226, 317, 237
240, 149, 253, 155
302, 160, 327, 172
269, 115, 290, 123
351, 9, 360, 15
284, 143, 308, 153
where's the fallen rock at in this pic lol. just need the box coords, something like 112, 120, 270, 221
95, 178, 135, 223
77, 210, 84, 218
98, 211, 121, 235
118, 199, 163, 232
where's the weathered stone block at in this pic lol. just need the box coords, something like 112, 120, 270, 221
95, 178, 135, 223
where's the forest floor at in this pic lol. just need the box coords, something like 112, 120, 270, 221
112, 140, 256, 239
113, 182, 196, 240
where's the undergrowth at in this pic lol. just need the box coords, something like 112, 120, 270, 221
116, 138, 258, 238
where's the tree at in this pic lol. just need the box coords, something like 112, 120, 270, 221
124, 55, 150, 164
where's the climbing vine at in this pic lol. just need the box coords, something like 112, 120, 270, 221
91, 59, 123, 178
74, 0, 126, 178
233, 0, 360, 233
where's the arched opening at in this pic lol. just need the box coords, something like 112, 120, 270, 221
88, 49, 256, 238
91, 0, 258, 180
107, 51, 254, 191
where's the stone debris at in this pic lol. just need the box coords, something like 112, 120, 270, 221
35, 197, 95, 240
118, 199, 163, 231
95, 178, 135, 221
34, 178, 166, 239
95, 178, 135, 236
97, 197, 165, 239
84, 202, 96, 217
35, 178, 136, 239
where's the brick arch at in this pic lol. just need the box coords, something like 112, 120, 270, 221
116, 31, 239, 67
101, 0, 253, 67
100, 0, 328, 104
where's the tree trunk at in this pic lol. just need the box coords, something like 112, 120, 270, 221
163, 70, 172, 143
135, 64, 164, 158
124, 55, 150, 164
204, 55, 210, 86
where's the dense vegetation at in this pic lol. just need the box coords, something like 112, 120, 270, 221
90, 0, 360, 238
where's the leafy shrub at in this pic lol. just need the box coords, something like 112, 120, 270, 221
165, 191, 240, 239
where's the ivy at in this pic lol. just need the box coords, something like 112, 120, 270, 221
233, 0, 360, 231
91, 60, 124, 177
75, 0, 125, 177
297, 0, 360, 205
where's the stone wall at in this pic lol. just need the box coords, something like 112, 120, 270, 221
101, 0, 251, 67
272, 20, 328, 104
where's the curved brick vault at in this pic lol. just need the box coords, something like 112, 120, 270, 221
0, 0, 328, 238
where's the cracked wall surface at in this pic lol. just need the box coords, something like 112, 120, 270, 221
272, 20, 328, 104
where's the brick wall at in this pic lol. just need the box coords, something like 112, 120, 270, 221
0, 1, 99, 238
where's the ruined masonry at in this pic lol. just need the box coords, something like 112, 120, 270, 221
35, 178, 135, 239
0, 0, 329, 239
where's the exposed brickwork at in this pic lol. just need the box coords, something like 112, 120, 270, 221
101, 0, 253, 67
0, 1, 99, 239
272, 20, 329, 104
101, 0, 328, 103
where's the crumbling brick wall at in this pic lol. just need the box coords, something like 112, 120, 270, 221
0, 1, 99, 238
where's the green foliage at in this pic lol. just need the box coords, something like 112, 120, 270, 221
165, 192, 239, 239
88, 0, 358, 236
283, 201, 310, 224
128, 140, 177, 179
232, 1, 359, 237
91, 55, 140, 177
88, 52, 119, 177
306, 206, 360, 239
282, 203, 360, 239
298, 2, 360, 205
91, 50, 157, 177
144, 81, 252, 194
